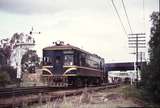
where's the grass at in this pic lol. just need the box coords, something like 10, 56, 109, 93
120, 85, 160, 108
28, 88, 109, 108
121, 85, 143, 99
25, 85, 160, 108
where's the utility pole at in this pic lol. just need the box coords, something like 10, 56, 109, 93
128, 33, 146, 88
140, 52, 145, 67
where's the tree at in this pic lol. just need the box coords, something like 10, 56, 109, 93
141, 12, 160, 103
21, 50, 39, 73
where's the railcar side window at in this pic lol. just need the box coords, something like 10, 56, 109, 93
64, 55, 73, 66
80, 53, 86, 66
43, 57, 53, 65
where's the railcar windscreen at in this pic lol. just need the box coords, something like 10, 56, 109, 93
64, 55, 74, 66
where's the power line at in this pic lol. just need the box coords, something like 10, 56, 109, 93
159, 0, 160, 13
121, 0, 133, 34
142, 0, 146, 33
111, 0, 128, 35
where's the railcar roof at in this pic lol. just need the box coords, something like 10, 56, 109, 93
43, 44, 103, 59
43, 44, 88, 53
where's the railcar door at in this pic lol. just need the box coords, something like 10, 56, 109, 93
53, 51, 64, 74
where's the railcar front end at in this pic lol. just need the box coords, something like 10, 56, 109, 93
41, 41, 105, 87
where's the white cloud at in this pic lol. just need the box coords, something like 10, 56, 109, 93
0, 0, 158, 62
0, 0, 109, 14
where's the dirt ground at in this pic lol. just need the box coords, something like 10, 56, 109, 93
29, 85, 143, 108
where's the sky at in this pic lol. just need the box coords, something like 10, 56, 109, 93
0, 0, 159, 63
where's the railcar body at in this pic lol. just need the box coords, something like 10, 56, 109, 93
41, 41, 106, 87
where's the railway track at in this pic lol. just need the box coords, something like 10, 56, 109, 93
0, 84, 120, 108
0, 86, 70, 98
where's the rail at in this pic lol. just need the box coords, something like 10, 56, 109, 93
0, 86, 67, 98
0, 84, 120, 108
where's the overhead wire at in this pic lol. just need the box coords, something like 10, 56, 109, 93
121, 0, 133, 34
142, 0, 146, 33
110, 0, 128, 36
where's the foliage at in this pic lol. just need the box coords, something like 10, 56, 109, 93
0, 32, 37, 85
141, 11, 160, 103
21, 50, 39, 72
0, 49, 7, 65
0, 71, 10, 87
0, 66, 17, 87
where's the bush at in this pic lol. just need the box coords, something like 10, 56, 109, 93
0, 65, 17, 87
141, 12, 160, 104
